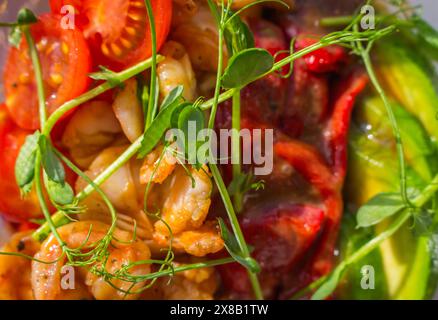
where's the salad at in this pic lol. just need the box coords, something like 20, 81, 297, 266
0, 0, 438, 300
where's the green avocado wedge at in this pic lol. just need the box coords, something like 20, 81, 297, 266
375, 38, 438, 143
341, 92, 436, 299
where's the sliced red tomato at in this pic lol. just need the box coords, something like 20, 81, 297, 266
3, 14, 91, 130
50, 0, 172, 70
0, 104, 41, 222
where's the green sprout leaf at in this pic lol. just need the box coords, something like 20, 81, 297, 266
412, 209, 434, 236
17, 8, 38, 25
161, 85, 184, 110
224, 11, 254, 55
44, 173, 75, 206
218, 217, 261, 273
413, 16, 438, 53
356, 193, 406, 228
89, 66, 124, 88
221, 48, 273, 89
8, 27, 22, 48
39, 136, 65, 184
138, 99, 189, 158
177, 105, 205, 165
15, 131, 40, 193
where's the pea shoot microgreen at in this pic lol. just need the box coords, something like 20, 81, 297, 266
356, 193, 405, 228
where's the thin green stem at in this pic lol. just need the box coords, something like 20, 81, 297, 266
231, 90, 243, 212
360, 46, 410, 206
200, 88, 237, 110
120, 257, 235, 281
207, 26, 225, 129
209, 162, 263, 299
23, 26, 46, 128
320, 16, 361, 27
0, 22, 20, 27
202, 4, 262, 296
319, 10, 417, 28
22, 25, 62, 244
144, 0, 158, 128
210, 164, 248, 255
34, 152, 65, 246
413, 173, 438, 207
321, 15, 414, 28
290, 275, 327, 300
200, 10, 226, 114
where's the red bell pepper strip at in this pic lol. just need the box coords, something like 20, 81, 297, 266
274, 140, 335, 197
325, 72, 369, 183
274, 72, 369, 278
295, 36, 348, 74
217, 204, 325, 297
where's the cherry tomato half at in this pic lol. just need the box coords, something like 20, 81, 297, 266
3, 14, 91, 130
0, 104, 41, 222
0, 104, 78, 222
50, 0, 172, 70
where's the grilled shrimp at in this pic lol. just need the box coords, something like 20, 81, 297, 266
153, 221, 224, 257
62, 101, 122, 169
172, 0, 199, 26
32, 221, 151, 300
154, 165, 212, 235
0, 232, 39, 300
112, 79, 144, 143
140, 144, 177, 185
140, 147, 223, 256
149, 165, 224, 256
1, 232, 93, 300
172, 4, 224, 72
158, 41, 197, 101
75, 146, 142, 215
